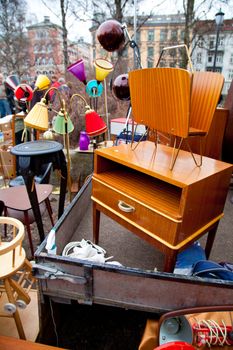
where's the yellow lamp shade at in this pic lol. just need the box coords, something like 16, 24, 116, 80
53, 112, 74, 135
94, 58, 113, 82
24, 98, 49, 131
35, 74, 51, 90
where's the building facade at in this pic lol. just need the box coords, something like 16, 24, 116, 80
91, 14, 233, 96
192, 19, 233, 96
26, 16, 92, 82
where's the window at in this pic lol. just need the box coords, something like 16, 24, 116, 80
36, 57, 41, 65
216, 54, 223, 64
147, 60, 153, 68
208, 55, 213, 63
180, 30, 185, 41
48, 57, 54, 65
228, 69, 233, 80
41, 57, 46, 65
219, 36, 224, 47
160, 29, 167, 41
147, 46, 154, 67
148, 46, 154, 58
197, 52, 202, 64
148, 29, 154, 42
171, 30, 177, 41
230, 54, 233, 64
209, 38, 215, 49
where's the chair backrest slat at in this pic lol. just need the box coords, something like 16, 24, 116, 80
190, 71, 224, 133
129, 67, 191, 138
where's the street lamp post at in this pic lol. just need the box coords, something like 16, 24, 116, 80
213, 9, 224, 72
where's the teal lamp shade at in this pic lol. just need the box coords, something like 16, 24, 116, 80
53, 111, 74, 135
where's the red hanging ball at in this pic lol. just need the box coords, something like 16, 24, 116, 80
112, 74, 130, 101
97, 20, 125, 52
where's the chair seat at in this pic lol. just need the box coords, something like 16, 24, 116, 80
188, 127, 206, 136
6, 202, 46, 225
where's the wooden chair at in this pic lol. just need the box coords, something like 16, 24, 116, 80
0, 217, 35, 339
128, 67, 224, 169
0, 184, 54, 257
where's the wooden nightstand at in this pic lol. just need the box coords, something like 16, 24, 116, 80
92, 141, 233, 272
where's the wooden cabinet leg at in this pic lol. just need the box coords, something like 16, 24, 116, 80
205, 222, 219, 259
164, 251, 178, 273
93, 202, 100, 244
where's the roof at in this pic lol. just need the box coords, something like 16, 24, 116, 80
27, 16, 62, 31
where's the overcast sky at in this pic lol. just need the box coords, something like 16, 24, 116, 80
26, 0, 233, 43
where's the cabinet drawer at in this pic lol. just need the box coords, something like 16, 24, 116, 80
92, 177, 181, 246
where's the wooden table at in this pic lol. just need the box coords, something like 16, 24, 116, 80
0, 335, 67, 350
10, 140, 67, 241
92, 141, 233, 272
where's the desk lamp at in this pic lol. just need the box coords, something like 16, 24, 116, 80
24, 86, 73, 201
69, 93, 107, 137
67, 57, 113, 138
96, 19, 142, 143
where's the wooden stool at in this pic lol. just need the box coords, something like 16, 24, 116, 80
0, 217, 35, 339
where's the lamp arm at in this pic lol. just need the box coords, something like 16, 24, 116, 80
70, 93, 89, 106
69, 93, 91, 115
44, 87, 64, 107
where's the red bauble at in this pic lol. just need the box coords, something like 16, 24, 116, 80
97, 20, 125, 52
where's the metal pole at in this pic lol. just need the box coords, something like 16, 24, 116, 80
213, 25, 220, 72
134, 0, 137, 68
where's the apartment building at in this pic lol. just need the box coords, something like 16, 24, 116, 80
91, 14, 233, 96
192, 19, 233, 96
26, 16, 92, 82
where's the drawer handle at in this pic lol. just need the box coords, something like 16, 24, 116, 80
118, 200, 135, 213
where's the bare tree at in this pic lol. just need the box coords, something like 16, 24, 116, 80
0, 0, 29, 77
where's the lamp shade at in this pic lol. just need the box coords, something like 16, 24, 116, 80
24, 98, 49, 131
154, 342, 195, 350
34, 74, 51, 91
67, 59, 87, 84
112, 74, 130, 101
97, 19, 125, 52
5, 75, 20, 91
15, 84, 34, 102
86, 80, 103, 97
85, 108, 107, 136
53, 111, 74, 135
94, 58, 113, 82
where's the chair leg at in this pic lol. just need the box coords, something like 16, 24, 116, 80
45, 198, 54, 227
184, 137, 203, 167
170, 137, 184, 170
4, 278, 26, 339
24, 211, 34, 257
4, 207, 7, 237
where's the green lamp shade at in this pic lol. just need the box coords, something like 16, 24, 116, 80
53, 112, 74, 135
